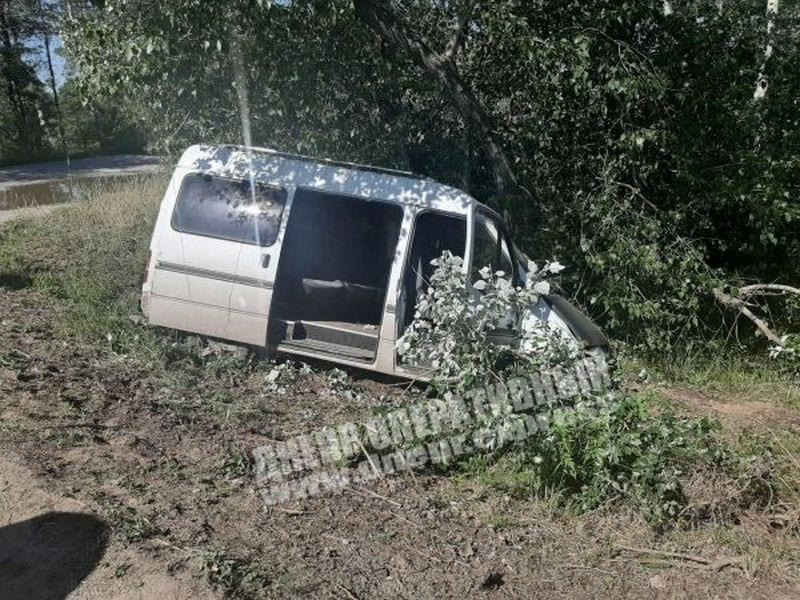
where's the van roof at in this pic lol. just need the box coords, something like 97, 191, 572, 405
177, 144, 477, 215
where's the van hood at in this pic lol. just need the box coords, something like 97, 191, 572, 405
525, 293, 609, 351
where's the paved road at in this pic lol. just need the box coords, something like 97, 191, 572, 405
0, 154, 166, 224
0, 154, 164, 191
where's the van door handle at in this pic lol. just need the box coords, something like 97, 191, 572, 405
261, 254, 271, 268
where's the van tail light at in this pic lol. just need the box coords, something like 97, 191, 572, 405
143, 250, 152, 285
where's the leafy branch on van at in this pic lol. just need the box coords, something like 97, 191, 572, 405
397, 251, 575, 391
398, 253, 769, 528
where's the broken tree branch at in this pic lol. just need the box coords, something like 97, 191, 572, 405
713, 288, 785, 346
739, 283, 800, 298
615, 545, 740, 572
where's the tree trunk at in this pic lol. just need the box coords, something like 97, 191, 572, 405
353, 0, 528, 201
754, 0, 779, 100
41, 0, 71, 166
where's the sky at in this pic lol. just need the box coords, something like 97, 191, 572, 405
33, 35, 68, 89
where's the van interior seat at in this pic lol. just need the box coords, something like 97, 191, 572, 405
301, 278, 383, 304
271, 189, 402, 329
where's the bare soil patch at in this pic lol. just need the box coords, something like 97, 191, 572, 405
660, 386, 800, 431
0, 454, 219, 599
2, 286, 800, 598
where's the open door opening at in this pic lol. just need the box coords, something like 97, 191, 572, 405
269, 189, 403, 362
398, 211, 467, 336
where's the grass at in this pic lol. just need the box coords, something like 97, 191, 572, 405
200, 549, 273, 599
92, 490, 169, 544
0, 174, 172, 357
617, 354, 800, 509
620, 352, 800, 408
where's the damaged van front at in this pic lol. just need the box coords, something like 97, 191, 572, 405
462, 205, 608, 358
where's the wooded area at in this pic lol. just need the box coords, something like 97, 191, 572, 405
0, 0, 144, 165
2, 0, 798, 360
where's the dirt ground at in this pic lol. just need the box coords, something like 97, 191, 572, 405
2, 285, 800, 599
0, 455, 218, 600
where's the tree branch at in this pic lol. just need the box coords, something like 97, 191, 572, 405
353, 0, 528, 200
713, 288, 785, 346
439, 0, 475, 64
739, 283, 800, 298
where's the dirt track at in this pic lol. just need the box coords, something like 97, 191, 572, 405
2, 285, 799, 598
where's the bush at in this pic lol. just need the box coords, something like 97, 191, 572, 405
404, 252, 767, 526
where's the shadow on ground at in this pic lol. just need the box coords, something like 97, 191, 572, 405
0, 512, 108, 600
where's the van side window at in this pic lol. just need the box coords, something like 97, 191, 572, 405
172, 174, 287, 246
401, 211, 466, 331
471, 213, 514, 284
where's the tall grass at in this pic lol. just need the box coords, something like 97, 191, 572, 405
0, 175, 171, 357
620, 354, 800, 410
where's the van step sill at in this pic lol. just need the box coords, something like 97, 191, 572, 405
270, 318, 379, 353
277, 338, 375, 362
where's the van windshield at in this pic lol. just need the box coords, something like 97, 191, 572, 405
172, 174, 287, 246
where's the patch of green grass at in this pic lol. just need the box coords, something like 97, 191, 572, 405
113, 563, 131, 578
200, 549, 272, 599
621, 354, 800, 510
622, 354, 800, 409
759, 429, 800, 502
220, 445, 254, 481
44, 428, 87, 448
0, 219, 35, 275
0, 421, 21, 434
484, 513, 524, 531
93, 491, 168, 544
456, 391, 768, 528
0, 175, 173, 357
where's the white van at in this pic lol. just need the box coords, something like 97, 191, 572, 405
141, 144, 607, 377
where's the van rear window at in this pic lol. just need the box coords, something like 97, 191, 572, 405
171, 174, 287, 246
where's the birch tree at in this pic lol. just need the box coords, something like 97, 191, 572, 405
754, 0, 779, 100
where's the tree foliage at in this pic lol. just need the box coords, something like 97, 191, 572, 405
0, 0, 146, 164
0, 0, 54, 162
61, 0, 800, 354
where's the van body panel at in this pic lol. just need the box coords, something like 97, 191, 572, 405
146, 295, 230, 340
146, 167, 240, 341
144, 165, 289, 346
